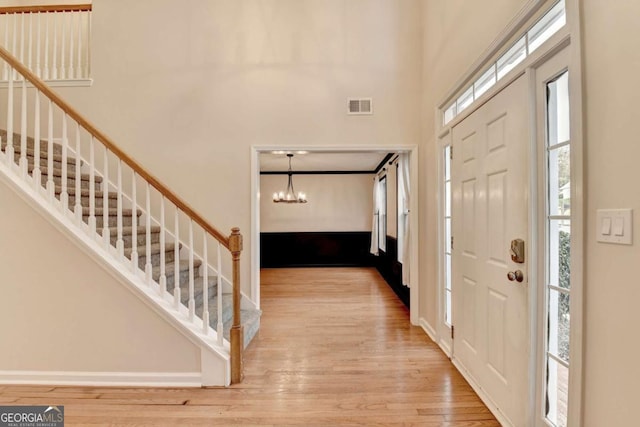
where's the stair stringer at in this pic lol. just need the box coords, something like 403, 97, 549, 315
0, 157, 232, 387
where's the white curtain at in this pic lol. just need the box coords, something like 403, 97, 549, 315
397, 153, 410, 286
369, 175, 380, 255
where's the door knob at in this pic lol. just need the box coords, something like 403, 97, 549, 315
507, 270, 524, 283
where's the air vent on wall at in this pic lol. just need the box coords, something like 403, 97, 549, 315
347, 98, 373, 115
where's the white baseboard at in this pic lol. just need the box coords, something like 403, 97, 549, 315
419, 317, 437, 342
420, 318, 453, 358
451, 360, 513, 427
438, 338, 452, 358
0, 371, 202, 387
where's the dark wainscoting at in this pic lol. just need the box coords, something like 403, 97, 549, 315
375, 236, 409, 308
260, 232, 375, 268
260, 232, 409, 309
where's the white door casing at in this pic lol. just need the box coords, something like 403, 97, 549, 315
451, 75, 530, 426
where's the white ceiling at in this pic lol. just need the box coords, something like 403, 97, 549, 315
259, 151, 392, 172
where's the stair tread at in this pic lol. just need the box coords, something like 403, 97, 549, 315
0, 130, 62, 153
222, 308, 262, 349
6, 147, 78, 164
82, 207, 142, 216
124, 242, 176, 256
38, 166, 103, 182
98, 225, 162, 236
152, 259, 203, 278
60, 188, 118, 198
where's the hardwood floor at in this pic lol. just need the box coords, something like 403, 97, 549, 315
0, 267, 498, 426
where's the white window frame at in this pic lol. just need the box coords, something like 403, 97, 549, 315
378, 174, 387, 252
534, 45, 583, 427
435, 0, 584, 425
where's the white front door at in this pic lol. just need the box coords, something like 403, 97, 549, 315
451, 75, 530, 426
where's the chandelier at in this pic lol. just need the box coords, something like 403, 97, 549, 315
273, 154, 307, 203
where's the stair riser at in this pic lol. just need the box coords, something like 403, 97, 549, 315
92, 215, 138, 228
13, 151, 78, 168
1, 136, 63, 155
173, 285, 221, 315
175, 276, 218, 297
174, 285, 219, 307
157, 267, 192, 288
69, 195, 118, 209
212, 300, 234, 326
137, 250, 177, 270
111, 230, 161, 248
44, 175, 101, 191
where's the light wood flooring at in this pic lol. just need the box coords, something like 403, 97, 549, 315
0, 267, 498, 426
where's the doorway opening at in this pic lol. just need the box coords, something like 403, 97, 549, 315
250, 146, 419, 324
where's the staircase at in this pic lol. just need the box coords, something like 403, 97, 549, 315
0, 130, 260, 349
0, 43, 260, 386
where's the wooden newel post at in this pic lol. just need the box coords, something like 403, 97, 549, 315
229, 227, 244, 384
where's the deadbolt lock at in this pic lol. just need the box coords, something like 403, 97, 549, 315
510, 238, 525, 264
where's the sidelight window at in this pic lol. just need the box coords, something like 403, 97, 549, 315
544, 70, 571, 427
443, 146, 452, 326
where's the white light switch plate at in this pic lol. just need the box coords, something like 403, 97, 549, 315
597, 209, 633, 245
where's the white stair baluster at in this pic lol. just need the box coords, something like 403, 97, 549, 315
102, 147, 110, 249
216, 241, 223, 346
145, 182, 152, 285
11, 13, 16, 80
44, 12, 49, 80
19, 78, 27, 177
68, 12, 74, 79
5, 60, 13, 168
202, 234, 209, 334
174, 209, 181, 310
27, 12, 33, 73
19, 13, 24, 77
74, 124, 82, 223
52, 12, 57, 80
2, 14, 8, 80
116, 159, 124, 259
19, 78, 28, 179
86, 11, 91, 78
32, 89, 41, 192
36, 12, 42, 78
75, 12, 82, 79
159, 196, 167, 295
46, 100, 54, 200
60, 113, 68, 211
130, 172, 138, 272
88, 137, 96, 234
60, 13, 66, 79
189, 220, 195, 321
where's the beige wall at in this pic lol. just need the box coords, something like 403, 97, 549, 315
419, 0, 527, 330
261, 174, 372, 232
0, 179, 201, 376
581, 1, 640, 425
54, 0, 423, 297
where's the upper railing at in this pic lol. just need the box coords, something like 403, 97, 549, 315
0, 44, 244, 383
0, 4, 92, 82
